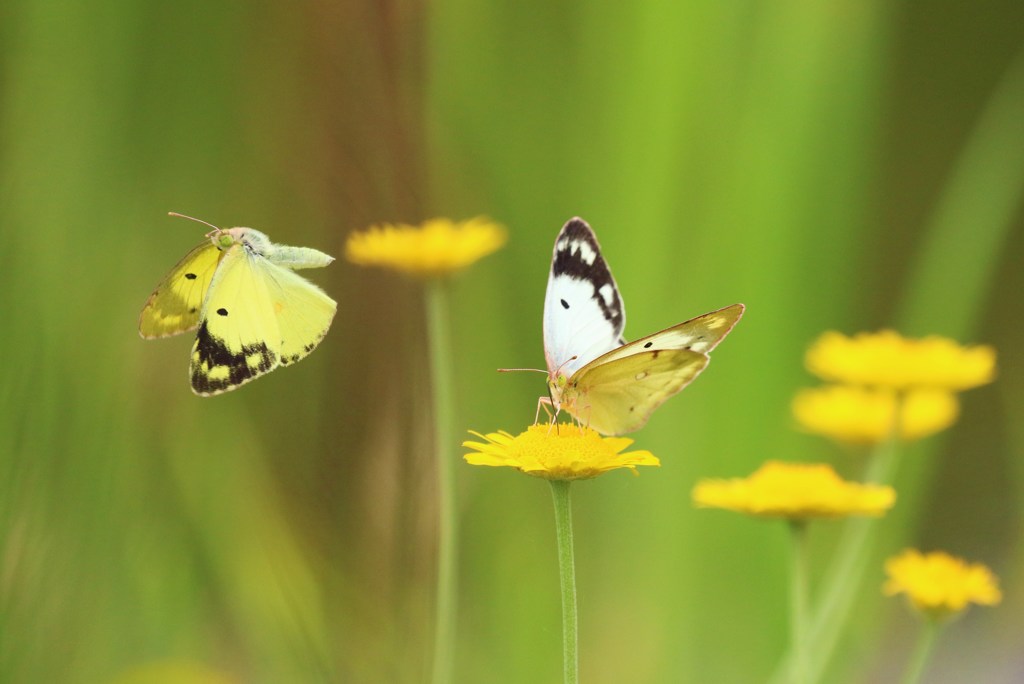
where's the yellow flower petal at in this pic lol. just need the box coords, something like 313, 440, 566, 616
805, 330, 996, 391
693, 461, 895, 520
345, 217, 506, 277
792, 385, 959, 444
884, 549, 1001, 621
463, 425, 659, 480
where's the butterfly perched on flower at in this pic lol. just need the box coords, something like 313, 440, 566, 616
541, 217, 743, 435
139, 213, 337, 395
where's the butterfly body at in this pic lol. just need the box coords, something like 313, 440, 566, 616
140, 218, 337, 396
542, 217, 743, 435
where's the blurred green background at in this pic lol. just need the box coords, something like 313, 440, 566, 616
1, 0, 1022, 682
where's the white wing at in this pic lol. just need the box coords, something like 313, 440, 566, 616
543, 218, 625, 377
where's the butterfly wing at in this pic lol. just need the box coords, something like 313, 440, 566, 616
258, 260, 337, 366
139, 240, 224, 338
592, 303, 744, 365
189, 245, 282, 395
563, 348, 710, 435
559, 304, 744, 434
543, 218, 625, 377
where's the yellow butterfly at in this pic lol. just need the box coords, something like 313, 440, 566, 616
541, 218, 743, 435
139, 213, 337, 396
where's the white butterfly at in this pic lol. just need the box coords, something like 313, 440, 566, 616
541, 217, 744, 435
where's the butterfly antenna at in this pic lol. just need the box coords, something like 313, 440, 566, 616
554, 355, 578, 376
168, 212, 221, 235
498, 355, 577, 376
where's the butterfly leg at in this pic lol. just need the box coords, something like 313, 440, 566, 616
536, 396, 552, 424
537, 396, 565, 435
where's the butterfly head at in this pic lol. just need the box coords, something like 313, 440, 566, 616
546, 372, 566, 408
546, 355, 579, 409
167, 213, 273, 255
206, 228, 237, 250
205, 227, 273, 256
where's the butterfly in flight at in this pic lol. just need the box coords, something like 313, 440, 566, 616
139, 213, 337, 395
540, 217, 743, 435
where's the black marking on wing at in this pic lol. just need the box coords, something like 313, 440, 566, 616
185, 273, 198, 280
551, 217, 624, 331
191, 320, 275, 393
279, 337, 326, 366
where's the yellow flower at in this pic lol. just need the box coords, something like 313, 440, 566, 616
792, 385, 959, 444
345, 217, 507, 277
805, 331, 996, 391
884, 549, 1001, 620
693, 461, 895, 520
463, 425, 659, 480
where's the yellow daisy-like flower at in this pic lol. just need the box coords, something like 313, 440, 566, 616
463, 424, 659, 480
805, 330, 996, 391
345, 217, 507, 277
792, 385, 959, 444
693, 461, 895, 520
884, 549, 1002, 620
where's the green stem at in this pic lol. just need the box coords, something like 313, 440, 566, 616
802, 392, 904, 683
899, 620, 941, 684
549, 479, 579, 684
789, 520, 810, 684
770, 394, 904, 684
427, 279, 457, 684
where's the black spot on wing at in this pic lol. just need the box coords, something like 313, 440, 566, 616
191, 320, 275, 394
550, 218, 624, 331
185, 273, 198, 280
644, 341, 653, 348
560, 299, 570, 309
216, 308, 228, 316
